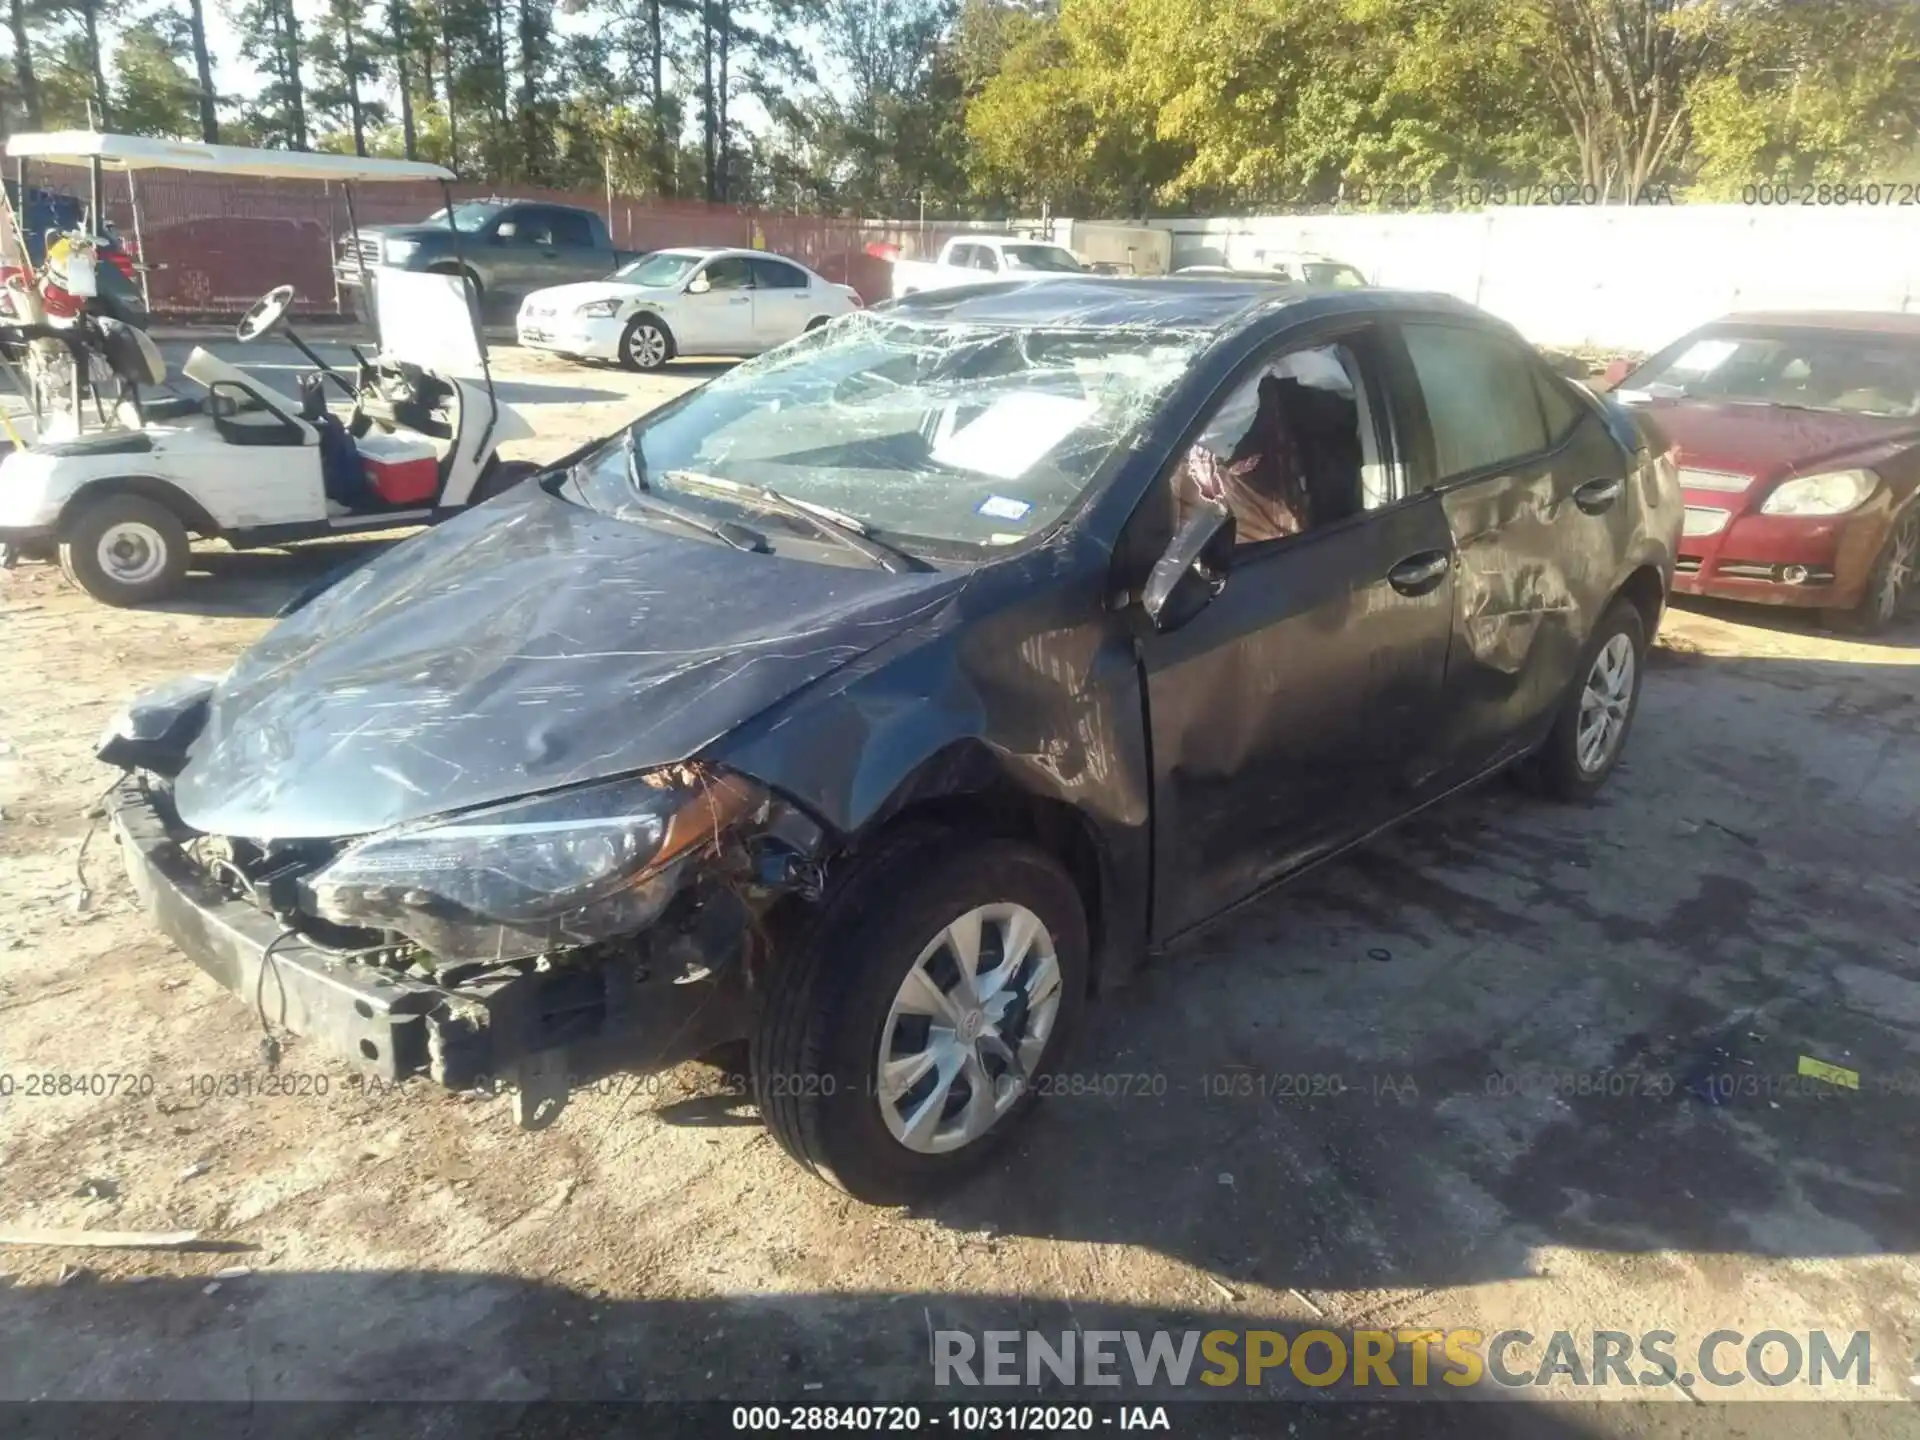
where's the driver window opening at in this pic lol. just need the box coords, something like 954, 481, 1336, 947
1173, 341, 1385, 547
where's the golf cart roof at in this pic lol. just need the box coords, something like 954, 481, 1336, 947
5, 131, 455, 183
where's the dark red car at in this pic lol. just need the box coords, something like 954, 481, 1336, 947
1605, 312, 1920, 631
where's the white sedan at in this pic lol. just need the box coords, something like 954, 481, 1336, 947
515, 248, 862, 371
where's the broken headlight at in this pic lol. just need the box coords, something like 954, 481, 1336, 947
301, 769, 767, 964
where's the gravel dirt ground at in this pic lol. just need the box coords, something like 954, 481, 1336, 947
1, 346, 1916, 1434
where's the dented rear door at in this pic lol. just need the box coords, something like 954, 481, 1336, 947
1393, 320, 1638, 779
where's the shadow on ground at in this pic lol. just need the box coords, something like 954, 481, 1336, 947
1667, 592, 1919, 649
485, 379, 631, 406
0, 1271, 1656, 1432
615, 643, 1919, 1296
139, 543, 401, 619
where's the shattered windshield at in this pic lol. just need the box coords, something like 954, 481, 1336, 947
563, 311, 1208, 556
1621, 328, 1920, 418
615, 251, 704, 286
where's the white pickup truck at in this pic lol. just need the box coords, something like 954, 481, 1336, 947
890, 234, 1094, 298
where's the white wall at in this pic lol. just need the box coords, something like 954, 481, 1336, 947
1150, 207, 1920, 352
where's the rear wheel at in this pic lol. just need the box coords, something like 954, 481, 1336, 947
1827, 507, 1917, 635
752, 834, 1088, 1203
59, 494, 190, 606
619, 315, 675, 372
1521, 599, 1646, 801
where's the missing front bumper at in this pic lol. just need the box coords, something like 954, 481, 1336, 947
108, 778, 749, 1110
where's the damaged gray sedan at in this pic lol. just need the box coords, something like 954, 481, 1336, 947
101, 279, 1681, 1202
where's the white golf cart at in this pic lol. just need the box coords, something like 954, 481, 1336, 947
0, 133, 533, 606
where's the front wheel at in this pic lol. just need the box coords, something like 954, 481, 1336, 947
752, 834, 1089, 1203
1521, 599, 1647, 801
59, 494, 190, 606
619, 315, 675, 372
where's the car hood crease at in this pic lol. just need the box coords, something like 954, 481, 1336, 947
174, 484, 961, 840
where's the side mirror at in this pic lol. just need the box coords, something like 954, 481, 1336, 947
687, 274, 712, 295
493, 221, 518, 241
206, 387, 241, 420
1143, 502, 1235, 632
1600, 358, 1633, 391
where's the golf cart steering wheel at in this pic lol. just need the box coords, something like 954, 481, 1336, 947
236, 285, 296, 344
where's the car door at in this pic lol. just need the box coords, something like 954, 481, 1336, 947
1394, 320, 1638, 781
1131, 321, 1459, 940
674, 255, 756, 354
748, 256, 813, 348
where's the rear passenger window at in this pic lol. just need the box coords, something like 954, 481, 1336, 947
547, 210, 593, 247
749, 258, 808, 289
1402, 323, 1551, 482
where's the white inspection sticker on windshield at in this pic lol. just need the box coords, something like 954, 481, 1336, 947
977, 494, 1033, 521
930, 392, 1098, 481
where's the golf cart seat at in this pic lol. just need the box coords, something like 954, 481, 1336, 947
181, 347, 305, 419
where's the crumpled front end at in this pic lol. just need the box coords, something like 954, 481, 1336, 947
100, 678, 830, 1119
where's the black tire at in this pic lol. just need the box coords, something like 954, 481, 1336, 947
619, 314, 676, 372
752, 832, 1090, 1204
58, 494, 190, 606
469, 458, 539, 505
804, 315, 830, 332
1521, 598, 1647, 801
1825, 506, 1918, 636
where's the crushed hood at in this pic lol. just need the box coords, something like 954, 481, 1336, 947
174, 483, 960, 840
1636, 400, 1920, 482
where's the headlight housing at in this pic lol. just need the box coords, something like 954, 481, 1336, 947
380, 238, 420, 264
1760, 469, 1878, 517
302, 769, 767, 964
575, 298, 621, 318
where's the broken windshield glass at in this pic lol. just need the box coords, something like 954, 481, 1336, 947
563, 311, 1210, 556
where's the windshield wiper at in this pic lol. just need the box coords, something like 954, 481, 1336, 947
661, 469, 932, 573
609, 431, 770, 554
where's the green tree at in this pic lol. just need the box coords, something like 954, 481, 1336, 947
7, 0, 43, 128
235, 0, 311, 147
113, 11, 200, 135
311, 0, 387, 153
1686, 0, 1920, 193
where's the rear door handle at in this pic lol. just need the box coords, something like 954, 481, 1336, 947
1574, 477, 1623, 514
1387, 550, 1450, 596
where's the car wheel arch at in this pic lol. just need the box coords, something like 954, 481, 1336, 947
1612, 562, 1667, 644
620, 311, 678, 366
835, 756, 1120, 995
59, 475, 218, 539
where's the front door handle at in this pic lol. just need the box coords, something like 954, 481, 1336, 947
1387, 550, 1450, 596
1574, 476, 1623, 514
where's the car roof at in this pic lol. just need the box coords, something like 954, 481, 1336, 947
885, 277, 1482, 334
649, 246, 802, 264
1710, 310, 1920, 336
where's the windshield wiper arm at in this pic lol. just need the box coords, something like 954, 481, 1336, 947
661, 469, 932, 573
614, 433, 769, 553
